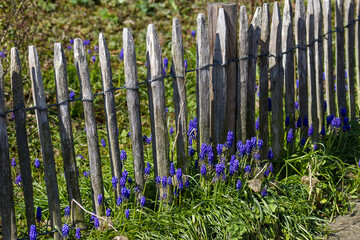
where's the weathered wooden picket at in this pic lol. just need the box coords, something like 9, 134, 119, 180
1, 0, 360, 239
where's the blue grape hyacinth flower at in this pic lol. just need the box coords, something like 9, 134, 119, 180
119, 48, 124, 61
97, 194, 103, 205
236, 179, 242, 191
191, 30, 196, 37
11, 158, 16, 167
287, 129, 294, 143
201, 164, 207, 176
140, 196, 146, 208
101, 138, 106, 147
261, 186, 268, 197
106, 208, 111, 217
268, 148, 274, 160
29, 225, 37, 240
62, 223, 70, 237
36, 207, 42, 222
64, 206, 70, 217
76, 228, 81, 239
125, 209, 130, 219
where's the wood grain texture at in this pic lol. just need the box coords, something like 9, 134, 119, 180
248, 7, 262, 139
307, 0, 319, 136
123, 28, 145, 190
269, 2, 284, 159
196, 13, 210, 149
74, 39, 105, 216
29, 46, 62, 239
295, 0, 308, 138
356, 0, 360, 111
314, 0, 324, 131
345, 0, 356, 119
54, 43, 84, 228
146, 24, 170, 198
10, 47, 35, 231
99, 33, 122, 198
171, 18, 188, 172
0, 59, 17, 240
238, 6, 249, 142
283, 0, 295, 130
323, 0, 336, 116
208, 3, 237, 145
213, 8, 228, 146
259, 3, 270, 157
336, 0, 348, 117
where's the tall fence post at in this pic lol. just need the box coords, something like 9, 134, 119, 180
10, 47, 35, 231
356, 0, 360, 111
248, 7, 262, 139
54, 43, 85, 228
123, 28, 145, 191
269, 2, 283, 159
259, 3, 270, 157
336, 0, 347, 118
345, 0, 356, 119
323, 0, 336, 116
238, 6, 249, 142
29, 46, 62, 239
146, 24, 171, 198
212, 8, 228, 147
196, 13, 210, 149
0, 59, 17, 240
295, 0, 308, 138
314, 0, 324, 131
74, 39, 105, 216
307, 0, 319, 137
171, 18, 188, 173
99, 33, 122, 198
208, 3, 237, 146
283, 0, 295, 130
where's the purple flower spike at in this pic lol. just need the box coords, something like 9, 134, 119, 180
125, 209, 130, 219
140, 196, 146, 208
106, 208, 111, 217
15, 174, 22, 186
184, 59, 188, 70
62, 223, 70, 237
97, 194, 103, 205
36, 207, 42, 222
201, 164, 207, 176
101, 138, 106, 148
29, 225, 37, 240
119, 48, 124, 61
255, 117, 259, 131
191, 30, 196, 37
163, 57, 168, 69
236, 179, 242, 191
69, 91, 75, 101
94, 217, 99, 228
261, 186, 268, 197
91, 55, 96, 62
76, 228, 81, 239
64, 206, 70, 217
11, 158, 16, 168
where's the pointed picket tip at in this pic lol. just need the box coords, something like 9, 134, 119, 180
239, 5, 248, 23
251, 7, 262, 27
271, 2, 281, 26
261, 3, 270, 42
74, 38, 87, 63
295, 0, 306, 19
284, 0, 293, 17
54, 43, 66, 70
307, 0, 314, 15
215, 8, 227, 62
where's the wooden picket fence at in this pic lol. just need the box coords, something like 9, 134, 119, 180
1, 0, 360, 239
